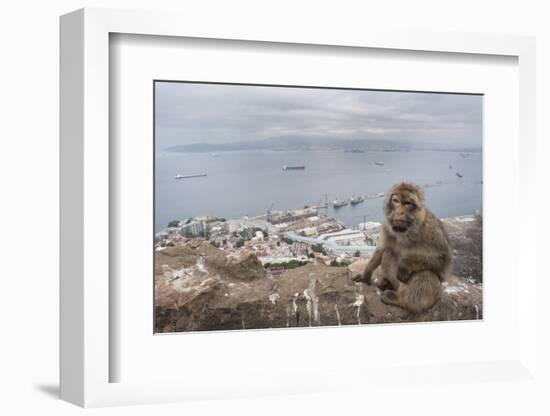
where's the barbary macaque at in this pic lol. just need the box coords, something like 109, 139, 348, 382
353, 183, 452, 313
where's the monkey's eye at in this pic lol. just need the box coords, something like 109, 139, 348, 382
403, 201, 415, 208
391, 196, 400, 204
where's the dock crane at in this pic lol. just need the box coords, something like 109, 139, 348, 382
267, 203, 275, 222
316, 194, 329, 209
355, 214, 370, 231
355, 214, 376, 246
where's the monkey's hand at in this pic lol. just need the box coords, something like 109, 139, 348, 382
374, 275, 399, 291
397, 263, 412, 283
352, 268, 372, 284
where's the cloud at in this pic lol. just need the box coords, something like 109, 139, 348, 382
155, 82, 482, 149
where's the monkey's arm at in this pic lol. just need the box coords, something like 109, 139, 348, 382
352, 247, 383, 284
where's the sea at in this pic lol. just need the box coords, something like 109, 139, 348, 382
155, 149, 482, 232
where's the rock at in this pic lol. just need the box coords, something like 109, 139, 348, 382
444, 216, 483, 283
155, 242, 265, 281
213, 253, 265, 281
155, 261, 482, 333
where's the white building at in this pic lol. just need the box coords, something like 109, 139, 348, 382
259, 256, 308, 266
358, 221, 382, 231
301, 227, 318, 237
180, 220, 206, 236
318, 229, 366, 246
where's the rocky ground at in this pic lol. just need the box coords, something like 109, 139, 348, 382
446, 215, 483, 283
155, 216, 483, 333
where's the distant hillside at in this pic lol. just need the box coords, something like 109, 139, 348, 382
165, 136, 481, 153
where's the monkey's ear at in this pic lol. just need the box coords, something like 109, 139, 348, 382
383, 192, 394, 215
415, 186, 425, 202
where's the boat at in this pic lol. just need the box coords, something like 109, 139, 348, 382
282, 165, 305, 171
175, 173, 207, 179
374, 161, 384, 166
456, 172, 463, 178
333, 198, 349, 208
350, 195, 365, 205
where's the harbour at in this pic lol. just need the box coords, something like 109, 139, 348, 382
157, 149, 482, 232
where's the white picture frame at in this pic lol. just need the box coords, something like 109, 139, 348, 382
60, 8, 538, 408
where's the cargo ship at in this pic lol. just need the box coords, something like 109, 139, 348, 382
282, 165, 305, 171
175, 173, 207, 179
332, 198, 349, 208
350, 195, 365, 205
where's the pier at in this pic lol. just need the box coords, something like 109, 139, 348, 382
311, 180, 450, 209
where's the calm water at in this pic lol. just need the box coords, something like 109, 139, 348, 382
155, 150, 482, 232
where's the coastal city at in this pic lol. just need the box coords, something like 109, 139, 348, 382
155, 203, 383, 276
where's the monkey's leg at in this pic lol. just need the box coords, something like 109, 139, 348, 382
384, 271, 441, 313
400, 249, 452, 282
376, 250, 400, 291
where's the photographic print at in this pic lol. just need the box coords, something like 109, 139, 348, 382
154, 82, 483, 333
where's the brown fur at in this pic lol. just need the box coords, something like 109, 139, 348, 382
353, 182, 452, 313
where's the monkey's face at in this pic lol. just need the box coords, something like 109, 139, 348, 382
387, 191, 424, 234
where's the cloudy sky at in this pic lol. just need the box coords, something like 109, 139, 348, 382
155, 81, 482, 150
